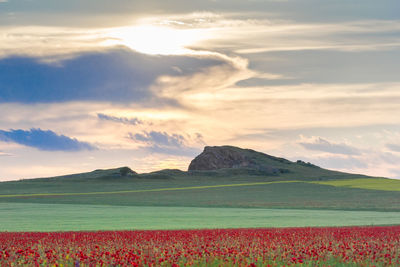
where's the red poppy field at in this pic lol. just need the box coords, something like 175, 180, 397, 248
1, 226, 400, 266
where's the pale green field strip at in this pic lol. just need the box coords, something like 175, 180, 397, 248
1, 203, 400, 232
312, 178, 400, 191
0, 180, 298, 198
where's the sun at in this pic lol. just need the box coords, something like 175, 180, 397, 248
106, 25, 207, 55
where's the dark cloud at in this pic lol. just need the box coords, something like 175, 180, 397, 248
386, 143, 400, 152
0, 128, 95, 151
131, 131, 186, 148
97, 113, 143, 125
0, 48, 224, 104
299, 137, 361, 155
129, 131, 200, 156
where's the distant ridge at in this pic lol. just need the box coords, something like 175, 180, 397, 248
22, 166, 137, 181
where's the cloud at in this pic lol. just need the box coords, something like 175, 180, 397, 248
0, 6, 399, 181
387, 143, 400, 152
97, 113, 143, 125
131, 131, 186, 148
112, 13, 399, 59
2, 16, 397, 58
2, 1, 399, 28
0, 48, 226, 104
152, 53, 253, 106
0, 128, 95, 151
379, 152, 400, 165
225, 20, 400, 54
389, 169, 400, 179
296, 155, 367, 170
299, 137, 361, 155
0, 26, 108, 58
128, 131, 201, 156
0, 151, 12, 157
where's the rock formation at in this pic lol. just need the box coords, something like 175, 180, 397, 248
188, 146, 256, 171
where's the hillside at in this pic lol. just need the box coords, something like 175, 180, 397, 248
0, 145, 399, 211
187, 145, 360, 179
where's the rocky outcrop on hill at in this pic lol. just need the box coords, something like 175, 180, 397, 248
118, 167, 137, 176
188, 146, 256, 171
187, 146, 292, 175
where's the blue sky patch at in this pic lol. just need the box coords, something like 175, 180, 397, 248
0, 128, 95, 151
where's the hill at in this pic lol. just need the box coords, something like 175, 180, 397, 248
0, 145, 399, 212
188, 145, 350, 179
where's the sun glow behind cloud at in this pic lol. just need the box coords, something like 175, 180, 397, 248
106, 24, 211, 55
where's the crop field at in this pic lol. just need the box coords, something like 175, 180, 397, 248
2, 203, 400, 232
1, 226, 400, 266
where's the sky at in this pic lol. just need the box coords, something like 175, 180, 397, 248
0, 0, 400, 180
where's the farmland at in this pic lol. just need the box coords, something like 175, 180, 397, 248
1, 163, 400, 232
1, 147, 400, 266
2, 203, 400, 232
1, 226, 400, 266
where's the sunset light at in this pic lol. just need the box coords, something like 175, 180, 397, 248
107, 25, 209, 55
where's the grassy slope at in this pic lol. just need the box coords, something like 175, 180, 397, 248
0, 169, 399, 211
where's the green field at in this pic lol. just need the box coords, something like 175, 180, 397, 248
2, 203, 400, 232
0, 180, 298, 198
1, 177, 400, 211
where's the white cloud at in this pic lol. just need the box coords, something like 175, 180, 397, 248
0, 151, 12, 157
0, 26, 110, 60
152, 53, 253, 107
1, 15, 399, 59
299, 136, 361, 155
218, 19, 400, 54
